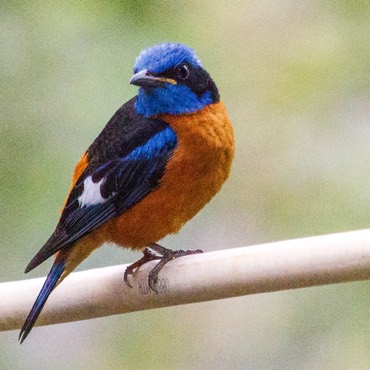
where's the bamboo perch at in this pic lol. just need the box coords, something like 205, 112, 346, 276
2, 229, 370, 332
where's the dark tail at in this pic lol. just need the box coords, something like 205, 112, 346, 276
19, 260, 65, 344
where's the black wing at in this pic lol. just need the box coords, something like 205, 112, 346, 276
26, 98, 177, 272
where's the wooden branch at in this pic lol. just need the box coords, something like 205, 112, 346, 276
2, 229, 370, 332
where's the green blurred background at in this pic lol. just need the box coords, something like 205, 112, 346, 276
1, 1, 370, 369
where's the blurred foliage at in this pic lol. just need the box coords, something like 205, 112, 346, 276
1, 0, 370, 369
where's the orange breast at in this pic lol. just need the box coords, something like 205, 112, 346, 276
99, 101, 235, 249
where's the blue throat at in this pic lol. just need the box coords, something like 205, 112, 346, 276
135, 86, 213, 117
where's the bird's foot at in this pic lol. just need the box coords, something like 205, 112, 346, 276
124, 243, 203, 292
147, 244, 203, 292
124, 248, 160, 288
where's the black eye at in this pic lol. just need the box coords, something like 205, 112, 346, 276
177, 64, 190, 80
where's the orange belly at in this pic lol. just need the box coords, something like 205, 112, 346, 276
99, 101, 235, 249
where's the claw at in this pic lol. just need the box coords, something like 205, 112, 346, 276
124, 244, 203, 291
147, 245, 204, 292
124, 248, 160, 288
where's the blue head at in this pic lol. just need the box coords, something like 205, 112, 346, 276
130, 43, 220, 117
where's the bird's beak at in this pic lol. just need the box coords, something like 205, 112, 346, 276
130, 69, 177, 87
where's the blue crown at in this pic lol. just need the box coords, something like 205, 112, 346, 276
134, 43, 202, 74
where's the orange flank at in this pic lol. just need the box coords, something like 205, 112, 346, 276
62, 151, 89, 211
71, 151, 89, 186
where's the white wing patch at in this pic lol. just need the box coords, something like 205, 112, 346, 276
78, 176, 106, 207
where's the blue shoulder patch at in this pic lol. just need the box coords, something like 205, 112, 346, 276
134, 43, 202, 74
126, 126, 177, 160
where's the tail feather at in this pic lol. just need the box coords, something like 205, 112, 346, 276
19, 261, 65, 344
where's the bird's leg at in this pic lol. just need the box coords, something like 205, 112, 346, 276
124, 248, 160, 288
147, 243, 203, 292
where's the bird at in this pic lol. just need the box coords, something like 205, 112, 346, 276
19, 42, 234, 343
